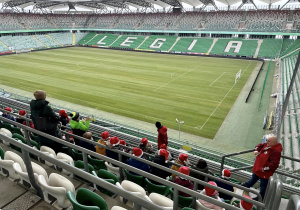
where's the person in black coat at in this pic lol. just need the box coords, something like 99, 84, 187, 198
30, 90, 62, 153
215, 169, 234, 201
190, 159, 212, 190
150, 149, 171, 185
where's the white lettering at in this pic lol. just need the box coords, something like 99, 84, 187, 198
149, 38, 166, 49
120, 37, 137, 47
187, 39, 197, 51
224, 41, 243, 53
97, 36, 108, 45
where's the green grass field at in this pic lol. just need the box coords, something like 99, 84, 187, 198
0, 47, 260, 139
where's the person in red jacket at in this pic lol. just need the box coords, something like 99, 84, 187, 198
156, 121, 168, 149
243, 135, 282, 200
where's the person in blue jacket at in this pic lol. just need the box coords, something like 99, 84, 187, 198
127, 147, 150, 175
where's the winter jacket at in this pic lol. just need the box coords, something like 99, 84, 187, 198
173, 177, 194, 197
198, 190, 223, 210
151, 155, 171, 182
95, 139, 106, 156
2, 114, 16, 122
59, 116, 69, 127
157, 126, 168, 149
127, 157, 150, 175
190, 165, 211, 190
70, 119, 90, 144
252, 143, 283, 179
215, 178, 234, 200
171, 159, 185, 179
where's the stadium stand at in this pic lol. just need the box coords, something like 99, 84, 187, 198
34, 34, 60, 48
156, 13, 183, 30
77, 32, 97, 45
72, 14, 90, 29
91, 14, 120, 29
110, 35, 147, 49
0, 13, 24, 31
171, 37, 214, 53
139, 13, 166, 30
138, 35, 178, 51
176, 12, 206, 31
114, 13, 144, 30
87, 33, 120, 46
281, 39, 300, 56
16, 13, 54, 30
48, 32, 74, 45
257, 38, 283, 58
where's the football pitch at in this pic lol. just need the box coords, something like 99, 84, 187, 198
0, 47, 261, 139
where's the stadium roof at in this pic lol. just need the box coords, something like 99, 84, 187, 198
0, 0, 294, 11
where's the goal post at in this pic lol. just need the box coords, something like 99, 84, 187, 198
235, 69, 241, 84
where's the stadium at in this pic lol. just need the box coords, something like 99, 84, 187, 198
0, 0, 300, 209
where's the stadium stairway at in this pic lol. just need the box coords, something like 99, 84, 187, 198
31, 35, 49, 48
168, 37, 181, 51
208, 38, 218, 54
46, 34, 63, 47
77, 32, 97, 45
254, 39, 263, 58
0, 40, 9, 50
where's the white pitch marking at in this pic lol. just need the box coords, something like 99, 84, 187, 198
171, 73, 175, 79
195, 61, 253, 130
209, 72, 226, 87
154, 66, 198, 92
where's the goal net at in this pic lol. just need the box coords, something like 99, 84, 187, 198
235, 69, 241, 84
15, 48, 31, 54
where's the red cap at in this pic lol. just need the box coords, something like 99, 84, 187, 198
101, 131, 110, 140
4, 107, 12, 112
160, 144, 167, 150
119, 140, 126, 146
240, 195, 253, 210
222, 169, 231, 178
19, 110, 26, 116
132, 147, 143, 157
159, 149, 169, 161
178, 166, 189, 176
204, 181, 218, 196
141, 138, 148, 145
59, 110, 70, 122
110, 136, 120, 147
179, 153, 188, 162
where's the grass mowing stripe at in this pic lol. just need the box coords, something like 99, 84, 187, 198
0, 47, 259, 139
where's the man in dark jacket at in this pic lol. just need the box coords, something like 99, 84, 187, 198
243, 135, 282, 200
190, 159, 211, 190
215, 169, 234, 201
150, 149, 171, 184
156, 121, 168, 149
127, 148, 150, 175
30, 90, 62, 153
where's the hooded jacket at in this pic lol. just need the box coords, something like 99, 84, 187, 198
252, 143, 283, 179
151, 155, 171, 180
127, 157, 150, 175
173, 177, 194, 197
190, 165, 210, 190
157, 126, 168, 149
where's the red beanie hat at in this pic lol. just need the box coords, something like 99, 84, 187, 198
178, 166, 190, 176
179, 153, 188, 162
160, 144, 167, 150
205, 181, 218, 197
141, 138, 148, 145
132, 147, 143, 158
159, 149, 170, 161
240, 195, 253, 210
19, 110, 26, 116
101, 131, 110, 140
119, 140, 126, 146
59, 110, 70, 122
110, 136, 120, 147
222, 169, 231, 179
4, 107, 12, 112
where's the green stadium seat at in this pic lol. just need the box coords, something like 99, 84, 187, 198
145, 178, 170, 196
124, 168, 144, 186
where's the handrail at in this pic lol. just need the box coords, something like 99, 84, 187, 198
0, 115, 266, 209
286, 195, 300, 210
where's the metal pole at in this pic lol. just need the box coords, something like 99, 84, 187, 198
192, 182, 198, 208
173, 188, 179, 210
82, 152, 89, 173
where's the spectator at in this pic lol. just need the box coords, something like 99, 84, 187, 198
17, 110, 34, 129
156, 121, 168, 149
127, 147, 150, 175
150, 149, 171, 184
59, 109, 69, 128
190, 159, 211, 190
106, 136, 120, 161
95, 131, 109, 156
139, 137, 154, 160
30, 90, 62, 153
119, 139, 129, 163
69, 112, 90, 145
198, 181, 223, 210
215, 169, 234, 201
78, 132, 96, 152
155, 144, 173, 161
240, 195, 253, 210
242, 135, 282, 200
173, 166, 194, 197
2, 107, 16, 124
171, 153, 189, 179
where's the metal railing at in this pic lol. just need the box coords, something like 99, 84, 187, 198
0, 115, 267, 210
286, 195, 300, 210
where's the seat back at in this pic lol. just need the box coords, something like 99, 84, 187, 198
67, 191, 100, 210
12, 127, 23, 136
149, 193, 173, 209
71, 149, 83, 160
0, 128, 12, 145
124, 169, 143, 186
5, 151, 26, 171
75, 161, 94, 174
98, 169, 119, 183
12, 133, 26, 144
105, 162, 121, 178
77, 188, 108, 210
57, 153, 74, 165
88, 155, 106, 170
145, 178, 170, 196
40, 146, 57, 166
121, 180, 146, 197
169, 188, 193, 208
196, 200, 225, 210
0, 146, 4, 159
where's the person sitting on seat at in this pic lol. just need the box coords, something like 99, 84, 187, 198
69, 112, 90, 145
119, 139, 129, 163
95, 131, 109, 156
151, 149, 171, 184
2, 107, 16, 125
78, 132, 96, 152
240, 195, 253, 210
171, 153, 189, 179
106, 136, 120, 161
198, 181, 223, 210
190, 159, 211, 190
173, 166, 194, 197
17, 110, 34, 129
139, 138, 153, 160
127, 147, 150, 175
59, 110, 70, 128
155, 144, 173, 161
215, 169, 234, 201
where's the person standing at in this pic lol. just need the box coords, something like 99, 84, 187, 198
30, 90, 62, 153
242, 135, 282, 200
156, 121, 168, 149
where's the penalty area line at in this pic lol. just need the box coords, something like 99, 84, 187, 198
209, 72, 226, 87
